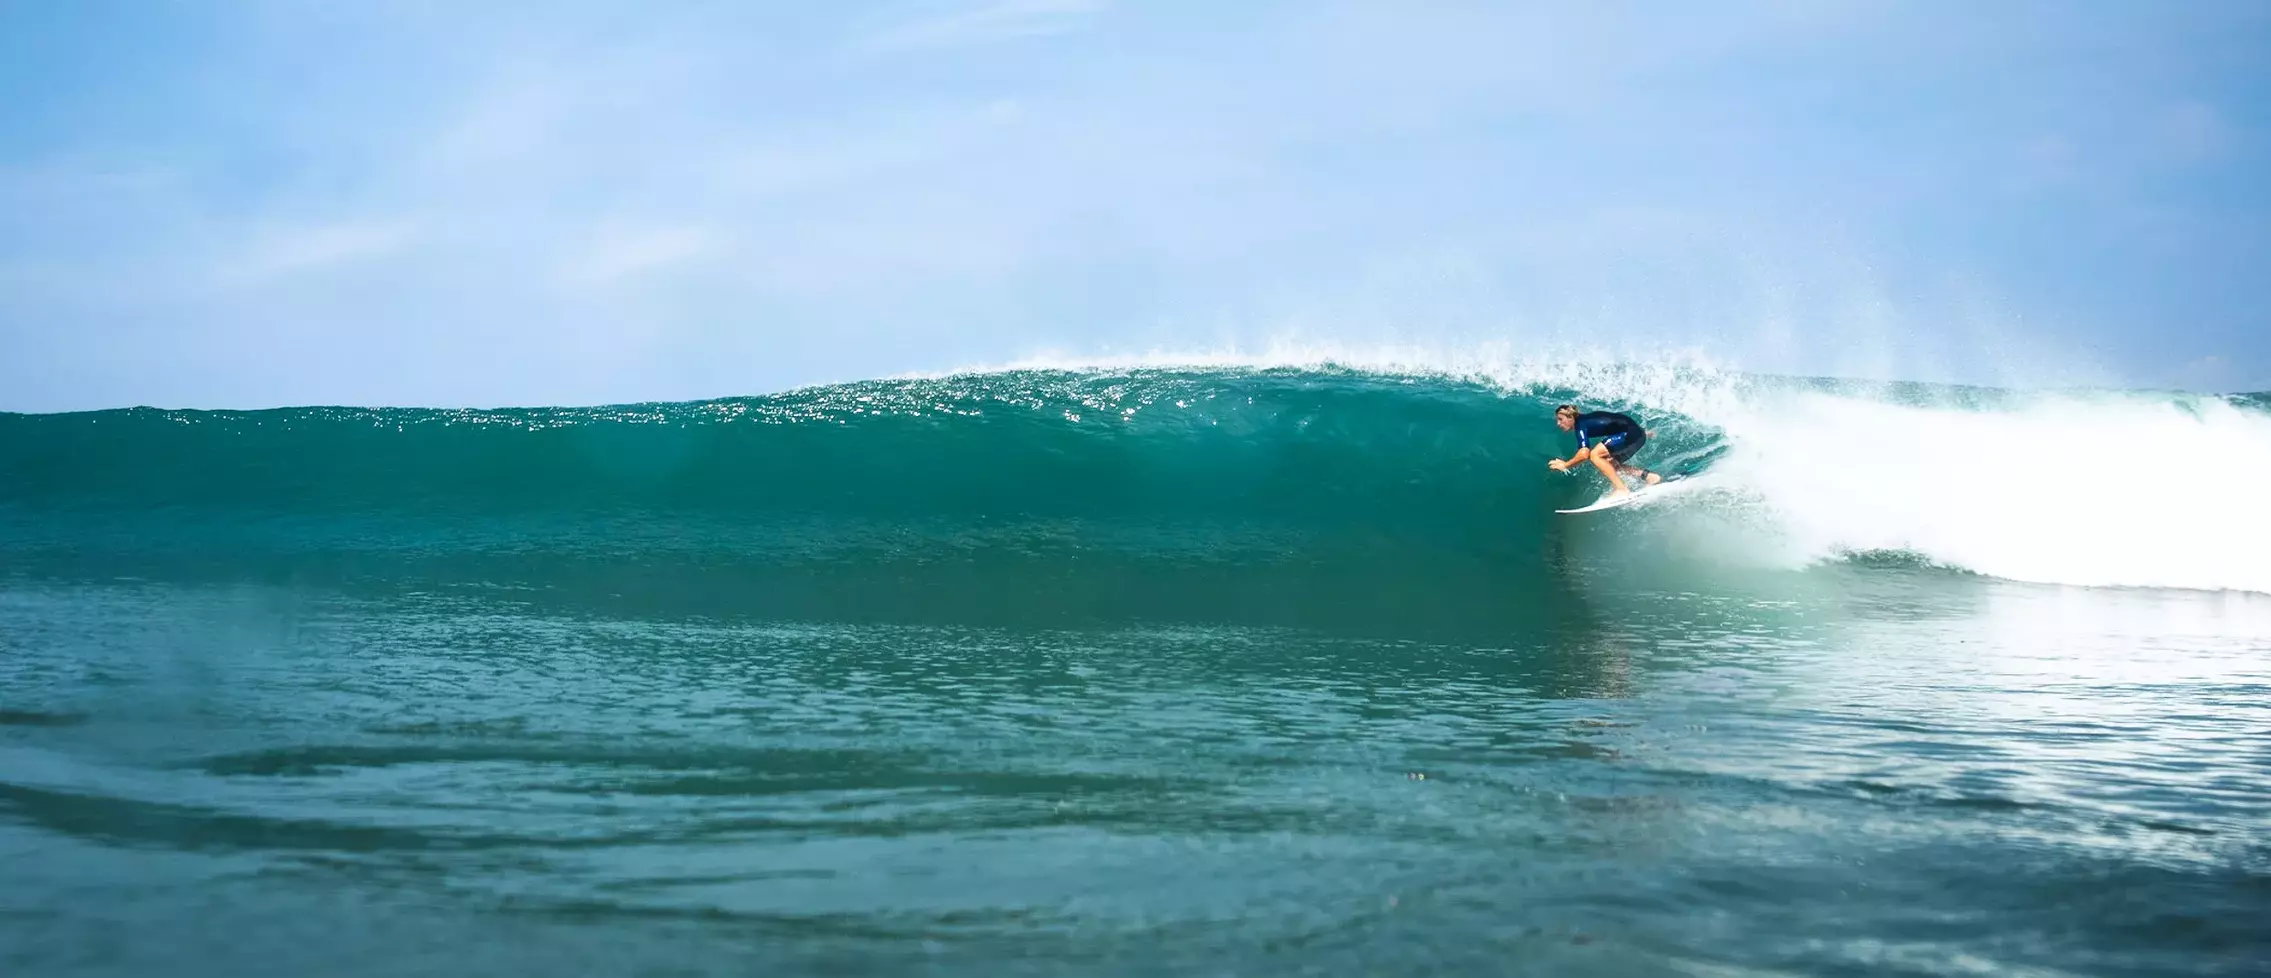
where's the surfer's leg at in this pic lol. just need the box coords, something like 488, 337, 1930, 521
1584, 445, 1632, 496
1605, 436, 1657, 487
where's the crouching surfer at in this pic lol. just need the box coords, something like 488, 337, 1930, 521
1548, 404, 1661, 498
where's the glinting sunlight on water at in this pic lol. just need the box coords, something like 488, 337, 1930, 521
3, 360, 2268, 976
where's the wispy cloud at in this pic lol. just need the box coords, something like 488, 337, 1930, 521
216, 220, 423, 285
558, 225, 721, 289
851, 0, 1105, 55
2157, 100, 2232, 164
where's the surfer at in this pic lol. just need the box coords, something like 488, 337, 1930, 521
1549, 404, 1662, 497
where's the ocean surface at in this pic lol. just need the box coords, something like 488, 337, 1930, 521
3, 363, 2268, 977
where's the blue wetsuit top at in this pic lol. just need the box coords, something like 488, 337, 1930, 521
1572, 411, 1643, 451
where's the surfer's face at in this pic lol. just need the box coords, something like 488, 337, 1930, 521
1556, 413, 1575, 430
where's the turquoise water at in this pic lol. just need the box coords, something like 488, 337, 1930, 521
3, 366, 2269, 976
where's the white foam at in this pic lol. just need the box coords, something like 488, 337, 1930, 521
1691, 386, 2271, 594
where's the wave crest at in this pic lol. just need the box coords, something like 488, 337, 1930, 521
4, 360, 2267, 594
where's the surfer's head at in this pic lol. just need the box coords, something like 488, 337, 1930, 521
1555, 405, 1577, 430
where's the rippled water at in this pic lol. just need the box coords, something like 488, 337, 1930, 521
4, 566, 2267, 977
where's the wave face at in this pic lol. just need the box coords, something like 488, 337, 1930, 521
4, 363, 2268, 598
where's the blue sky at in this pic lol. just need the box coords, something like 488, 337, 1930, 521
2, 0, 2267, 411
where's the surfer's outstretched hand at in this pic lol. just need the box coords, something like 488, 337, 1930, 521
1548, 459, 1568, 472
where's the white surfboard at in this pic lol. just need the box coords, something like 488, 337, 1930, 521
1555, 475, 1693, 514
